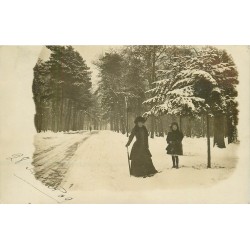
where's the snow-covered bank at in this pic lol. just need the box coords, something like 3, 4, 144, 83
60, 131, 238, 195
151, 135, 238, 170
0, 130, 241, 203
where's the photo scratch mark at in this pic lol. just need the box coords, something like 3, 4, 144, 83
14, 174, 61, 203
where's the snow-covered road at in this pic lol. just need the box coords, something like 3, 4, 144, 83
32, 130, 96, 189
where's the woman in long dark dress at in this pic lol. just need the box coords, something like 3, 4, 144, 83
166, 122, 184, 169
125, 116, 158, 178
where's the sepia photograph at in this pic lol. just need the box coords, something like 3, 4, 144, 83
0, 45, 249, 203
0, 0, 250, 250
1, 2, 250, 250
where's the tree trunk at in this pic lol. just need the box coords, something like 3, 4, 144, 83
82, 112, 85, 130
150, 46, 157, 139
201, 115, 205, 137
65, 99, 71, 131
60, 95, 66, 131
186, 117, 192, 137
179, 116, 182, 131
120, 116, 125, 134
207, 114, 211, 168
155, 118, 158, 136
52, 101, 57, 132
48, 102, 53, 131
150, 116, 155, 138
44, 108, 48, 131
80, 111, 84, 130
213, 115, 226, 148
227, 115, 237, 144
125, 102, 129, 137
75, 111, 79, 130
72, 103, 77, 131
110, 114, 114, 131
159, 117, 164, 137
69, 103, 74, 131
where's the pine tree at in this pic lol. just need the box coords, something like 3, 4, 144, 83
33, 59, 54, 132
143, 46, 239, 168
144, 46, 239, 144
95, 52, 125, 132
33, 46, 92, 132
95, 48, 157, 134
123, 45, 170, 138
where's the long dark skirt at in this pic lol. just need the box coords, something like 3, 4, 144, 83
130, 155, 158, 177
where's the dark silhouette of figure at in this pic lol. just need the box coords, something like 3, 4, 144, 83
126, 116, 158, 177
166, 122, 184, 169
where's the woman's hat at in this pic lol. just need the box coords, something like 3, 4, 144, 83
134, 116, 146, 124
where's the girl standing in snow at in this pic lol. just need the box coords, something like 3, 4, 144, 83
125, 116, 158, 178
166, 122, 184, 169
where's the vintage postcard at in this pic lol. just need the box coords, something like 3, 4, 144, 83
0, 45, 249, 203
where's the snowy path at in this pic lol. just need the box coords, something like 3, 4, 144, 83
32, 131, 98, 188
55, 130, 238, 195
61, 131, 131, 191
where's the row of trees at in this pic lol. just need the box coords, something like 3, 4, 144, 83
95, 46, 239, 168
94, 48, 148, 133
33, 46, 92, 132
144, 46, 238, 147
94, 46, 239, 146
33, 45, 239, 168
141, 115, 219, 139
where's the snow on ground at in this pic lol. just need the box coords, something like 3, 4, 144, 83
57, 130, 238, 194
6, 130, 238, 203
32, 130, 96, 189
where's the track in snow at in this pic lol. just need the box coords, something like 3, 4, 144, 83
32, 130, 238, 194
32, 131, 98, 188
